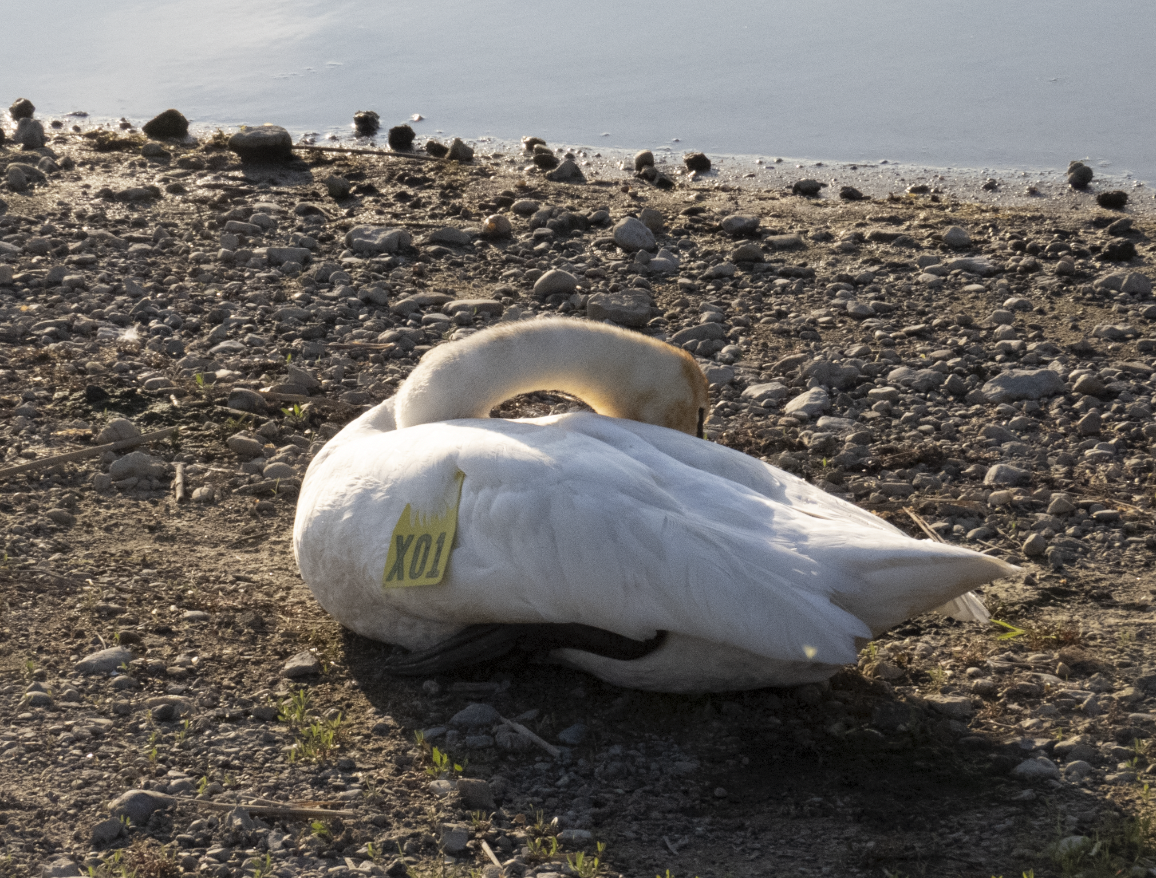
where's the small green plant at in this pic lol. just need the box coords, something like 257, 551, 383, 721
22, 658, 37, 680
310, 820, 331, 841
992, 619, 1027, 640
1120, 629, 1138, 647
281, 403, 307, 429
425, 746, 465, 778
567, 841, 607, 878
250, 852, 274, 878
526, 835, 559, 861
278, 689, 311, 726
468, 810, 491, 832
365, 841, 379, 862
194, 372, 205, 388
197, 775, 210, 795
926, 665, 948, 690
177, 718, 191, 743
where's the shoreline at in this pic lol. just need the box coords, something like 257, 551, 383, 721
11, 108, 1155, 217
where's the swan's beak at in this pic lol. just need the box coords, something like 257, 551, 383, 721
696, 407, 705, 439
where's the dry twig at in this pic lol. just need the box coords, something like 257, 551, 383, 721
0, 426, 177, 482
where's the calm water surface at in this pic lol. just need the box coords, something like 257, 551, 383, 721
6, 1, 1155, 182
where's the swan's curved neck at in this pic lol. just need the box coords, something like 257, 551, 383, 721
394, 319, 709, 435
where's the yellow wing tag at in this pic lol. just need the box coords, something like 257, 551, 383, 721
382, 471, 464, 588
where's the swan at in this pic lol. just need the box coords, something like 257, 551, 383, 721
293, 318, 1016, 692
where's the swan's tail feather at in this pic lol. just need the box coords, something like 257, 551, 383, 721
834, 544, 1018, 636
933, 590, 991, 624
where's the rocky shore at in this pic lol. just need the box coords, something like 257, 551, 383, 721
2, 107, 1156, 878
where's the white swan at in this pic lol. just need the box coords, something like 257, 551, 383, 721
293, 318, 1016, 692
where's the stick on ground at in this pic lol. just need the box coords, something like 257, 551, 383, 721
0, 426, 178, 482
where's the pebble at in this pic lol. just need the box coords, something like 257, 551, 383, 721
634, 150, 654, 171
450, 702, 501, 727
13, 118, 47, 149
942, 226, 971, 248
108, 789, 173, 825
587, 291, 653, 328
1011, 757, 1061, 781
1067, 161, 1093, 189
456, 778, 496, 810
76, 646, 134, 675
545, 159, 585, 183
532, 269, 578, 299
981, 369, 1065, 403
344, 225, 413, 255
142, 109, 189, 139
612, 217, 656, 252
9, 97, 35, 119
721, 214, 760, 236
984, 464, 1030, 487
683, 152, 711, 172
446, 138, 474, 162
281, 651, 321, 678
557, 723, 587, 745
228, 124, 293, 161
440, 823, 470, 855
784, 388, 831, 419
792, 179, 824, 196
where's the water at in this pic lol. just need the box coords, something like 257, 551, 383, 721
6, 1, 1155, 183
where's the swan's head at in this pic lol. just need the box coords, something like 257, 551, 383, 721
395, 319, 711, 436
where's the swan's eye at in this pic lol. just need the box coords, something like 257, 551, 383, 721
696, 407, 705, 439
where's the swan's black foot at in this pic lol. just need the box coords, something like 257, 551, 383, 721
384, 623, 667, 676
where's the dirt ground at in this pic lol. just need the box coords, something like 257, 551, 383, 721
1, 122, 1156, 878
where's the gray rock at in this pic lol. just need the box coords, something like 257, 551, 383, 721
587, 291, 652, 327
228, 124, 293, 162
6, 165, 29, 191
984, 464, 1030, 487
9, 97, 34, 119
344, 225, 413, 255
721, 215, 760, 236
76, 646, 134, 674
559, 829, 594, 845
287, 365, 321, 391
14, 118, 47, 149
266, 246, 311, 266
703, 364, 735, 385
942, 226, 972, 248
142, 109, 189, 139
732, 243, 764, 262
981, 369, 1065, 403
792, 179, 824, 196
324, 174, 351, 199
634, 150, 654, 171
482, 214, 513, 238
426, 227, 472, 247
671, 323, 727, 345
450, 702, 501, 727
545, 159, 585, 183
612, 217, 656, 252
638, 207, 664, 232
1022, 533, 1047, 557
91, 416, 137, 446
444, 299, 504, 317
784, 388, 831, 419
456, 778, 496, 810
263, 462, 295, 481
646, 248, 680, 273
90, 817, 123, 846
759, 237, 802, 254
945, 256, 997, 276
1122, 272, 1152, 295
227, 433, 264, 458
532, 269, 578, 299
108, 450, 167, 480
228, 388, 271, 414
46, 508, 76, 526
440, 823, 470, 855
43, 857, 85, 877
1072, 374, 1108, 396
1011, 757, 1060, 781
108, 789, 173, 825
281, 651, 321, 678
447, 138, 474, 162
557, 723, 587, 745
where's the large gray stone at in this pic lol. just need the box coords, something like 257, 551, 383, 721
670, 323, 726, 345
426, 227, 472, 247
109, 451, 166, 480
1011, 757, 1061, 781
586, 291, 652, 327
742, 382, 792, 405
784, 388, 831, 419
344, 225, 412, 255
450, 702, 501, 727
984, 464, 1030, 487
266, 246, 311, 266
612, 217, 656, 252
281, 651, 321, 678
76, 646, 134, 674
228, 125, 293, 162
942, 226, 972, 248
981, 369, 1065, 403
946, 257, 998, 276
721, 214, 760, 236
13, 118, 47, 149
108, 789, 173, 825
532, 269, 578, 299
